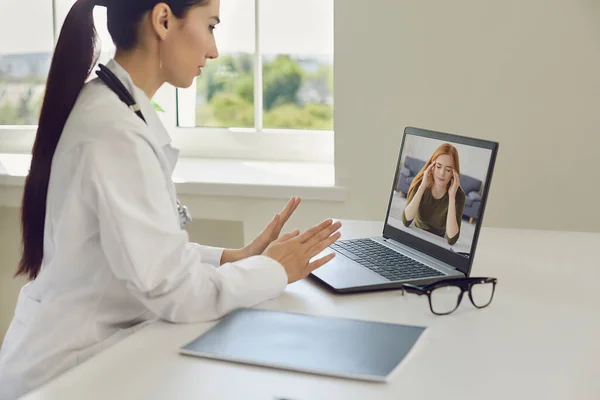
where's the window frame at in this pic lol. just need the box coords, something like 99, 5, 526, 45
0, 0, 334, 163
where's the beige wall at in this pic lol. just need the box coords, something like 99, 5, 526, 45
334, 0, 600, 232
0, 207, 243, 343
0, 208, 27, 345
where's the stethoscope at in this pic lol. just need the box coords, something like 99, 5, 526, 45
96, 63, 193, 228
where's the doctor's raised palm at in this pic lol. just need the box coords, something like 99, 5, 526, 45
237, 196, 341, 283
263, 219, 342, 283
243, 197, 302, 258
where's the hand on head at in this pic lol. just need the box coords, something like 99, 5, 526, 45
449, 170, 461, 199
422, 161, 436, 188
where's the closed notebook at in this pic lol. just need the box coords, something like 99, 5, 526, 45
179, 308, 427, 382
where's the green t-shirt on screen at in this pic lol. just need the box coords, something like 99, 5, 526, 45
401, 185, 466, 245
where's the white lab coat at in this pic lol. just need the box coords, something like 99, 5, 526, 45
0, 60, 288, 399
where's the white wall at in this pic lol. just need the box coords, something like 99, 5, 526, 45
334, 0, 600, 233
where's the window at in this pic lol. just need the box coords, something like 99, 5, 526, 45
0, 0, 115, 126
0, 0, 54, 125
177, 0, 334, 132
0, 0, 335, 163
55, 0, 116, 67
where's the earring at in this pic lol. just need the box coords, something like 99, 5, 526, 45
159, 35, 166, 69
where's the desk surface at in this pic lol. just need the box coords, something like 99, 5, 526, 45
23, 221, 600, 400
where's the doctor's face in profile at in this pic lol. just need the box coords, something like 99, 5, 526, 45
160, 0, 221, 88
432, 154, 455, 187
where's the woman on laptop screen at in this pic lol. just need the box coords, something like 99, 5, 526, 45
402, 144, 466, 245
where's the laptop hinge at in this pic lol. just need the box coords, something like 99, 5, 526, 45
382, 237, 458, 271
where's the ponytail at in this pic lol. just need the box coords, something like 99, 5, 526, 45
16, 0, 100, 280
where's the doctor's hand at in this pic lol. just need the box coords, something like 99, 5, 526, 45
242, 197, 302, 258
263, 219, 342, 284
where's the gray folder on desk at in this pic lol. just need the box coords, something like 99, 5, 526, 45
179, 308, 427, 382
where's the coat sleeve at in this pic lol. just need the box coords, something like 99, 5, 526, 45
82, 131, 288, 323
189, 244, 224, 267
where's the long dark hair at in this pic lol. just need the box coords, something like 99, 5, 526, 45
16, 0, 209, 280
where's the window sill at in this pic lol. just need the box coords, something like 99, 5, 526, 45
0, 125, 334, 163
0, 154, 347, 205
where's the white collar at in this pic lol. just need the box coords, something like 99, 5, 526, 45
104, 59, 172, 148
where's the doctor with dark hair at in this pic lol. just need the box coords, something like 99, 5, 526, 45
0, 1, 341, 397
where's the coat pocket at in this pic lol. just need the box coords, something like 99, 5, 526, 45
13, 285, 42, 325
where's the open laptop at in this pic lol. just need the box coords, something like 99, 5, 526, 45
311, 126, 499, 293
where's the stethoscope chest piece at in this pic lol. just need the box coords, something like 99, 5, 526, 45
177, 200, 192, 228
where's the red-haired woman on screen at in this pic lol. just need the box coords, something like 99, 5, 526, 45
402, 144, 466, 245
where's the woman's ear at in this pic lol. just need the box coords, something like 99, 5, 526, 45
152, 3, 172, 39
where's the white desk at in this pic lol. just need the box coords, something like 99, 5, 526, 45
22, 221, 600, 400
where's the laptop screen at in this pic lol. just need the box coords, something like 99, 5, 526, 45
384, 127, 497, 274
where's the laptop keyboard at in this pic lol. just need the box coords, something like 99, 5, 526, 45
330, 238, 445, 281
